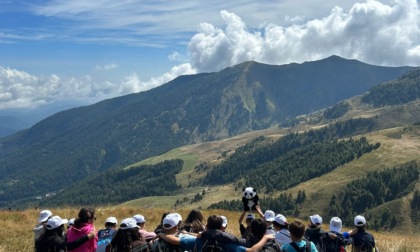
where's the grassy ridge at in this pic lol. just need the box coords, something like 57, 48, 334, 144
8, 207, 420, 251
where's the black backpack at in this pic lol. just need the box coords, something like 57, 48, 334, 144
289, 241, 311, 252
306, 230, 325, 251
200, 238, 224, 252
261, 239, 282, 252
322, 233, 346, 252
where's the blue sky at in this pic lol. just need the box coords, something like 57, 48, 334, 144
0, 0, 419, 112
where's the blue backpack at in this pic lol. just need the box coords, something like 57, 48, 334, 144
97, 228, 117, 252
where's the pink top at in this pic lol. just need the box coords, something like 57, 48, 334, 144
66, 222, 98, 252
139, 228, 156, 241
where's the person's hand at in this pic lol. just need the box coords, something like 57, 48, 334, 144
328, 232, 337, 239
263, 234, 275, 241
87, 230, 96, 239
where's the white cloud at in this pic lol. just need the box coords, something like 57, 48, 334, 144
0, 0, 419, 111
187, 0, 420, 73
95, 63, 119, 71
0, 63, 196, 110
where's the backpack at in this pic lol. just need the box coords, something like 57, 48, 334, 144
289, 241, 311, 252
151, 239, 182, 252
261, 239, 282, 252
97, 228, 117, 252
322, 232, 346, 252
200, 238, 224, 252
131, 240, 150, 252
306, 230, 325, 251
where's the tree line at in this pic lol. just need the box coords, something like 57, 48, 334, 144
40, 159, 183, 206
204, 118, 378, 192
328, 161, 419, 230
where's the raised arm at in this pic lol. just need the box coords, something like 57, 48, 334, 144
239, 211, 247, 225
255, 205, 264, 219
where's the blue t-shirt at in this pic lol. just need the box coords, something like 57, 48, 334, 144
180, 237, 199, 251
281, 240, 318, 252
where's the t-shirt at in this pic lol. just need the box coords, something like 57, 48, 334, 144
351, 230, 375, 251
281, 240, 318, 252
275, 228, 292, 245
266, 225, 276, 235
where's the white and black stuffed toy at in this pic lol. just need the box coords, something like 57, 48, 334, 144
242, 187, 259, 211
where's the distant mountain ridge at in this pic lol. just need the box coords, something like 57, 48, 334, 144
0, 55, 415, 207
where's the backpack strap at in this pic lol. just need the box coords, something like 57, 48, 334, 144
290, 242, 304, 252
305, 240, 310, 252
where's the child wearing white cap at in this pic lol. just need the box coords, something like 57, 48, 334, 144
322, 217, 352, 251
273, 214, 292, 245
304, 214, 326, 251
34, 209, 53, 242
133, 214, 157, 242
96, 216, 118, 252
35, 215, 68, 251
349, 215, 377, 251
108, 218, 149, 251
239, 210, 256, 239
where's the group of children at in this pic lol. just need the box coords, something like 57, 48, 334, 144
33, 206, 377, 252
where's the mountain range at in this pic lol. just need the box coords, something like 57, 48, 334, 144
0, 55, 416, 209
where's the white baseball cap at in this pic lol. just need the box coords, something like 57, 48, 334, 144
46, 216, 68, 230
68, 218, 75, 227
221, 216, 228, 228
38, 210, 53, 223
329, 217, 342, 232
274, 214, 288, 226
310, 214, 323, 226
120, 218, 138, 229
264, 210, 275, 222
167, 213, 182, 223
354, 215, 366, 226
133, 214, 145, 224
163, 214, 179, 229
105, 216, 118, 225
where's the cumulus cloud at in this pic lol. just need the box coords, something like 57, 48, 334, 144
0, 63, 196, 110
187, 0, 419, 72
0, 0, 419, 110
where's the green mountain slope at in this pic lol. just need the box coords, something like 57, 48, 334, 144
0, 56, 414, 207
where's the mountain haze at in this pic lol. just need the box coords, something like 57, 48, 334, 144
0, 55, 414, 207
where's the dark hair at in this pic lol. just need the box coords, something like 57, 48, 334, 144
110, 227, 141, 251
206, 214, 223, 230
181, 209, 205, 233
251, 218, 267, 239
273, 221, 288, 230
74, 207, 95, 228
35, 225, 65, 249
160, 212, 171, 225
288, 219, 305, 239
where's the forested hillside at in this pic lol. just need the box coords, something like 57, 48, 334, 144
361, 68, 420, 107
204, 118, 378, 190
329, 161, 419, 230
41, 160, 183, 206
